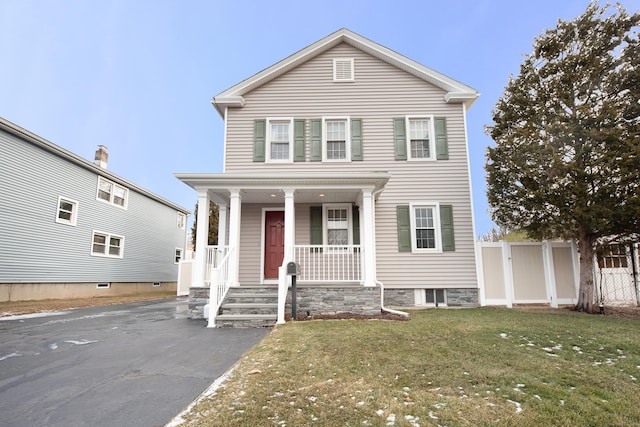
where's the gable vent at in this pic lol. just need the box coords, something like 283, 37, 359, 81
333, 58, 354, 82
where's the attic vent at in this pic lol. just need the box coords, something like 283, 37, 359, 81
333, 58, 354, 82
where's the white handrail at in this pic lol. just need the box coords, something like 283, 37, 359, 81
207, 248, 234, 328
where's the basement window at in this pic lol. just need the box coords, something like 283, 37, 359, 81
152, 282, 161, 287
416, 289, 446, 307
96, 283, 111, 289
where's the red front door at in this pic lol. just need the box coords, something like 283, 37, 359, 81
264, 211, 285, 279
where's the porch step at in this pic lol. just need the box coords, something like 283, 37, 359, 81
216, 286, 279, 328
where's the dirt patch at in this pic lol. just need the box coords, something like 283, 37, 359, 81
0, 293, 176, 318
512, 303, 640, 320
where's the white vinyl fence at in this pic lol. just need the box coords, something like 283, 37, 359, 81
476, 241, 579, 307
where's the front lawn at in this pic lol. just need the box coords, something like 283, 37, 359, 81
178, 308, 640, 426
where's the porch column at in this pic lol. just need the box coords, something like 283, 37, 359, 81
192, 190, 210, 288
361, 188, 376, 287
228, 189, 242, 287
211, 195, 227, 249
283, 189, 296, 263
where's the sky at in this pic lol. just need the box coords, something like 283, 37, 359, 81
2, 0, 638, 238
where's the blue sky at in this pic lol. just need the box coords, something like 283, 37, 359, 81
2, 0, 637, 238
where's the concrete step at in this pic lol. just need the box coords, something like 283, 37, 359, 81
215, 313, 277, 328
216, 286, 279, 327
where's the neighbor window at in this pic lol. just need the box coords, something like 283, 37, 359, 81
97, 177, 128, 208
91, 231, 124, 258
333, 58, 354, 81
324, 204, 352, 246
598, 244, 628, 268
267, 118, 293, 162
407, 116, 435, 160
175, 248, 183, 264
177, 212, 186, 230
56, 196, 78, 226
323, 118, 350, 161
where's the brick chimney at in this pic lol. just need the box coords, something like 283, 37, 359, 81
94, 145, 108, 169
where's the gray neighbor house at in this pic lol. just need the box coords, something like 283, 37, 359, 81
177, 29, 481, 327
0, 117, 190, 302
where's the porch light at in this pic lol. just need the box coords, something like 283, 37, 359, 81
270, 194, 277, 198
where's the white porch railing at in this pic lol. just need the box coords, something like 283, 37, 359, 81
204, 245, 229, 286
294, 245, 362, 282
204, 245, 232, 328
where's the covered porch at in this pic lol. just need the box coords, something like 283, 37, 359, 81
175, 172, 390, 325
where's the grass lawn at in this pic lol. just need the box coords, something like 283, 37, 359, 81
178, 308, 640, 426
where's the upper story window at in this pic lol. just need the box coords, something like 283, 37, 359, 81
266, 118, 293, 163
333, 58, 354, 82
97, 176, 128, 208
323, 117, 350, 162
56, 196, 78, 226
175, 248, 183, 264
91, 231, 124, 258
177, 212, 186, 230
407, 116, 435, 160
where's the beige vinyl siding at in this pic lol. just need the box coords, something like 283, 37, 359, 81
228, 43, 477, 289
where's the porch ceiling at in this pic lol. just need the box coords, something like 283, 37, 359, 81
174, 172, 391, 205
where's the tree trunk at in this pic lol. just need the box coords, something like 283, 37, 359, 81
576, 235, 596, 312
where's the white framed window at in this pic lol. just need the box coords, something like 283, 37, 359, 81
96, 283, 111, 289
416, 289, 447, 306
91, 231, 124, 258
266, 118, 293, 163
333, 58, 354, 82
177, 212, 186, 230
323, 117, 350, 162
410, 202, 442, 253
323, 204, 352, 247
97, 176, 128, 208
55, 196, 78, 226
175, 248, 183, 264
406, 116, 436, 160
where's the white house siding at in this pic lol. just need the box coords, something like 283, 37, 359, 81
225, 43, 477, 290
0, 125, 187, 288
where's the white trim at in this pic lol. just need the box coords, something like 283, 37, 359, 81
405, 115, 436, 161
55, 196, 78, 226
90, 230, 125, 259
210, 29, 479, 117
260, 207, 285, 284
322, 117, 351, 162
265, 117, 294, 163
96, 176, 128, 209
333, 58, 355, 82
409, 202, 442, 253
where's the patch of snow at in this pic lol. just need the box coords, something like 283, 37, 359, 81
499, 333, 509, 338
0, 352, 22, 361
49, 343, 58, 350
64, 340, 98, 345
0, 311, 70, 321
386, 413, 396, 425
506, 399, 522, 413
376, 409, 385, 416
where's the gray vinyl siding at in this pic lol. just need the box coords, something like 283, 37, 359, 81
227, 43, 477, 289
0, 128, 186, 283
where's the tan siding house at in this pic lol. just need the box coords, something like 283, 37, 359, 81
177, 29, 480, 326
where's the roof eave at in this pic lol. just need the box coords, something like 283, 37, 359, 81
445, 91, 481, 109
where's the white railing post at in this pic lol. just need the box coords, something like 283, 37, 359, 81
207, 268, 221, 328
277, 265, 287, 324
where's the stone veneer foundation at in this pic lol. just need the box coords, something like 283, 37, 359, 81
383, 288, 479, 308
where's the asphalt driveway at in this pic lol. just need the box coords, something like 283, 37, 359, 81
0, 297, 269, 427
